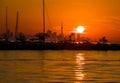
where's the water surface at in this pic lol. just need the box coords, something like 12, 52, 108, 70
0, 50, 120, 83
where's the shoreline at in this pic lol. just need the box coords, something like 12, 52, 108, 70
0, 42, 120, 50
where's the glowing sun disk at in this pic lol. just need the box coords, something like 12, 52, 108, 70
76, 26, 85, 33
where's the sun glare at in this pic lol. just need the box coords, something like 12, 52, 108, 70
76, 26, 85, 33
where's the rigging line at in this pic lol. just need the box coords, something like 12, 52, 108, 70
44, 6, 53, 30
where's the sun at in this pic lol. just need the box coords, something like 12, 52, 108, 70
76, 26, 85, 33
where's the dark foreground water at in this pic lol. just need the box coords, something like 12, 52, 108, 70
0, 50, 120, 83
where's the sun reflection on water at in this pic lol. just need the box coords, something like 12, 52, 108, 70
74, 53, 85, 83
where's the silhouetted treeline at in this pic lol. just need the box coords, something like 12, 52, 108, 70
0, 30, 120, 50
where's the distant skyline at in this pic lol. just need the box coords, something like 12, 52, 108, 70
0, 0, 120, 43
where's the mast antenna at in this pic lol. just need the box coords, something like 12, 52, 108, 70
61, 21, 63, 36
43, 0, 45, 42
61, 21, 64, 42
6, 6, 9, 42
15, 11, 19, 42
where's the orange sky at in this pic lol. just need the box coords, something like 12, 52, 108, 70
0, 0, 120, 43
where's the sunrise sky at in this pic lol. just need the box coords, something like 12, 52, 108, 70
0, 0, 120, 43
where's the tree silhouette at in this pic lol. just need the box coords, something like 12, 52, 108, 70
68, 33, 75, 43
99, 36, 108, 44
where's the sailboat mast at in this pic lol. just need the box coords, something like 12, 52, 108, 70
61, 21, 63, 36
43, 0, 45, 42
61, 21, 64, 42
15, 11, 19, 42
6, 6, 9, 42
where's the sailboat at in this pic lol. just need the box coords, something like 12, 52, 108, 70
15, 11, 19, 42
42, 0, 46, 43
5, 6, 9, 42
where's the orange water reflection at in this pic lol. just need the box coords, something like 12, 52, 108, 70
75, 53, 85, 83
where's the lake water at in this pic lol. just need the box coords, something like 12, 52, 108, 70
0, 50, 120, 83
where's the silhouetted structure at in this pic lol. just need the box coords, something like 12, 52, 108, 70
15, 11, 19, 42
0, 29, 120, 50
17, 32, 26, 43
42, 0, 45, 42
0, 2, 120, 50
61, 21, 64, 41
35, 33, 44, 42
99, 36, 108, 44
5, 6, 9, 42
